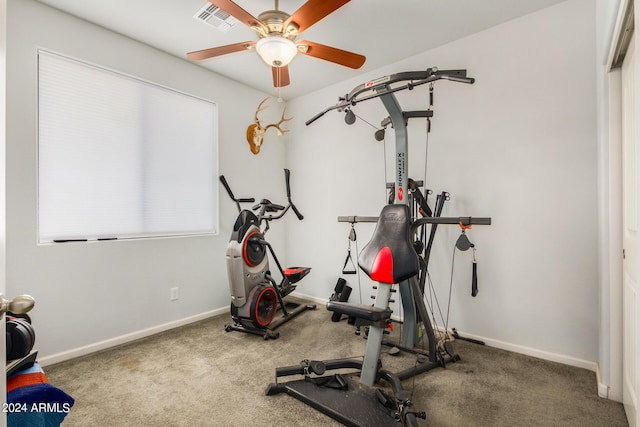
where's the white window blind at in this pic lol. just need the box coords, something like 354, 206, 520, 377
38, 50, 218, 243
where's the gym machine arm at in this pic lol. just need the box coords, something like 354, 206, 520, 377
338, 215, 491, 226
305, 68, 474, 126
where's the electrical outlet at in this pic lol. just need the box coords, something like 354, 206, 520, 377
170, 287, 179, 301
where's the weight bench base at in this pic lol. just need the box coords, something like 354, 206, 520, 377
268, 374, 398, 427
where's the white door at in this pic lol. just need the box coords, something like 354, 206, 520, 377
622, 32, 639, 427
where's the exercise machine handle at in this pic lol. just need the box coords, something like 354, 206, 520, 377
219, 175, 255, 213
219, 175, 235, 200
306, 67, 476, 126
284, 169, 292, 199
253, 200, 285, 212
290, 203, 304, 221
284, 168, 304, 220
472, 262, 478, 297
305, 109, 330, 126
442, 74, 475, 84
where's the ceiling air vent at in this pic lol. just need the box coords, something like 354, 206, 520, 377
193, 3, 238, 33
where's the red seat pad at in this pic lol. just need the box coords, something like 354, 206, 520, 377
358, 204, 418, 284
369, 247, 394, 284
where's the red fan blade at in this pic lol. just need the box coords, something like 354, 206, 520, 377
208, 0, 266, 31
284, 0, 350, 33
187, 41, 255, 60
297, 40, 365, 69
272, 66, 290, 87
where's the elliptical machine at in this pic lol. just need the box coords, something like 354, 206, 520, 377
220, 169, 316, 339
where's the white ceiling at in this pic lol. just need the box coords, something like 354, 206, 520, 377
34, 0, 567, 100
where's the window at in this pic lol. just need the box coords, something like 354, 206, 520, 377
38, 50, 218, 243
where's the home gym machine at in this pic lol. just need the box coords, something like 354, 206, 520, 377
266, 67, 491, 425
220, 169, 316, 340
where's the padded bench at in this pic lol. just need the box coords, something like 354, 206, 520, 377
326, 301, 392, 322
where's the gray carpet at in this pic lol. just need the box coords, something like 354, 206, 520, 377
45, 298, 628, 427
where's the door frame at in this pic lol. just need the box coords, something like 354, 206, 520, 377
601, 0, 636, 406
1, 2, 8, 426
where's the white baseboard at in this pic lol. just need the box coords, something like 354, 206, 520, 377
294, 292, 329, 307
596, 363, 610, 398
39, 292, 598, 374
453, 330, 598, 371
294, 291, 597, 372
38, 308, 225, 367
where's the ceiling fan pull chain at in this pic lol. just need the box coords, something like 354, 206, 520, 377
276, 68, 283, 102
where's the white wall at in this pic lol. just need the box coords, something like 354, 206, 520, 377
287, 0, 599, 367
2, 0, 604, 372
5, 0, 288, 363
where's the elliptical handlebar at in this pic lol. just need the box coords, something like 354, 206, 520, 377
219, 175, 256, 213
261, 169, 304, 223
219, 169, 304, 226
289, 203, 304, 221
285, 168, 292, 198
285, 168, 304, 221
253, 199, 286, 213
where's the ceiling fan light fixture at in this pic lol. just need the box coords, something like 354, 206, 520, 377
256, 37, 297, 67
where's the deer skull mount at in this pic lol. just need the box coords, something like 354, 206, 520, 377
246, 97, 293, 155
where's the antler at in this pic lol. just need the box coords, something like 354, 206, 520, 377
254, 97, 270, 125
246, 97, 293, 155
264, 106, 293, 135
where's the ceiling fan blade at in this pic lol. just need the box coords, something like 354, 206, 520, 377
272, 66, 290, 87
208, 0, 266, 31
297, 40, 365, 69
187, 41, 255, 60
284, 0, 350, 33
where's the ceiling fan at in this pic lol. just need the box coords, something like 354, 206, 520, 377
187, 0, 366, 88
